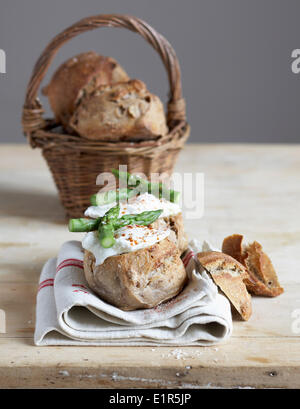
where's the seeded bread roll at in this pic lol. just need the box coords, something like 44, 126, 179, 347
43, 51, 129, 128
83, 237, 187, 311
197, 251, 252, 321
70, 79, 168, 141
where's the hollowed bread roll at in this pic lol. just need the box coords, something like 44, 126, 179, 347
151, 213, 188, 255
83, 237, 187, 311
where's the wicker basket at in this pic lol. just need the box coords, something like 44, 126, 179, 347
22, 14, 189, 218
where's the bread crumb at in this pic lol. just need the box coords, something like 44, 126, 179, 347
167, 349, 188, 360
58, 370, 70, 377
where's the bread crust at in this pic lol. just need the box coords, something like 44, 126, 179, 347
197, 251, 252, 321
222, 234, 245, 264
70, 79, 168, 141
43, 51, 129, 128
151, 213, 188, 255
83, 237, 187, 311
222, 234, 283, 297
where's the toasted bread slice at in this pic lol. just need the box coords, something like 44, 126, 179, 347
222, 234, 283, 297
197, 251, 252, 321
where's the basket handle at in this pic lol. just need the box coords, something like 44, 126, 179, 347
22, 14, 186, 138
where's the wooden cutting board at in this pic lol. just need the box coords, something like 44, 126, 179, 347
0, 144, 299, 389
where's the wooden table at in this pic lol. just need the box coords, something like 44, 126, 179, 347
0, 143, 299, 389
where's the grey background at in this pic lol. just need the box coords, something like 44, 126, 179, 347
1, 0, 300, 144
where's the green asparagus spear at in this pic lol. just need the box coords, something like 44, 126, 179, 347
98, 208, 163, 248
98, 224, 116, 248
111, 169, 180, 203
69, 205, 120, 233
103, 203, 120, 222
90, 188, 136, 206
97, 204, 120, 248
114, 209, 163, 229
68, 218, 101, 232
68, 206, 163, 249
111, 169, 147, 190
69, 207, 162, 233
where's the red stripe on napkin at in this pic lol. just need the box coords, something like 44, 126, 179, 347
56, 258, 83, 271
182, 250, 193, 263
73, 289, 88, 294
56, 263, 84, 272
56, 259, 83, 273
183, 251, 194, 267
38, 278, 54, 289
38, 283, 54, 292
72, 284, 88, 290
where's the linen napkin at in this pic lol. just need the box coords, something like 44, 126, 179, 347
34, 240, 232, 346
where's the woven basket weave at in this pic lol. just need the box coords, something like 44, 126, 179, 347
22, 14, 189, 218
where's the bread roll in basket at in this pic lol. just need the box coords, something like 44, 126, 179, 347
42, 51, 130, 130
70, 79, 168, 142
22, 14, 190, 218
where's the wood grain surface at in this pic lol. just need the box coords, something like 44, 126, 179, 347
0, 143, 299, 389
